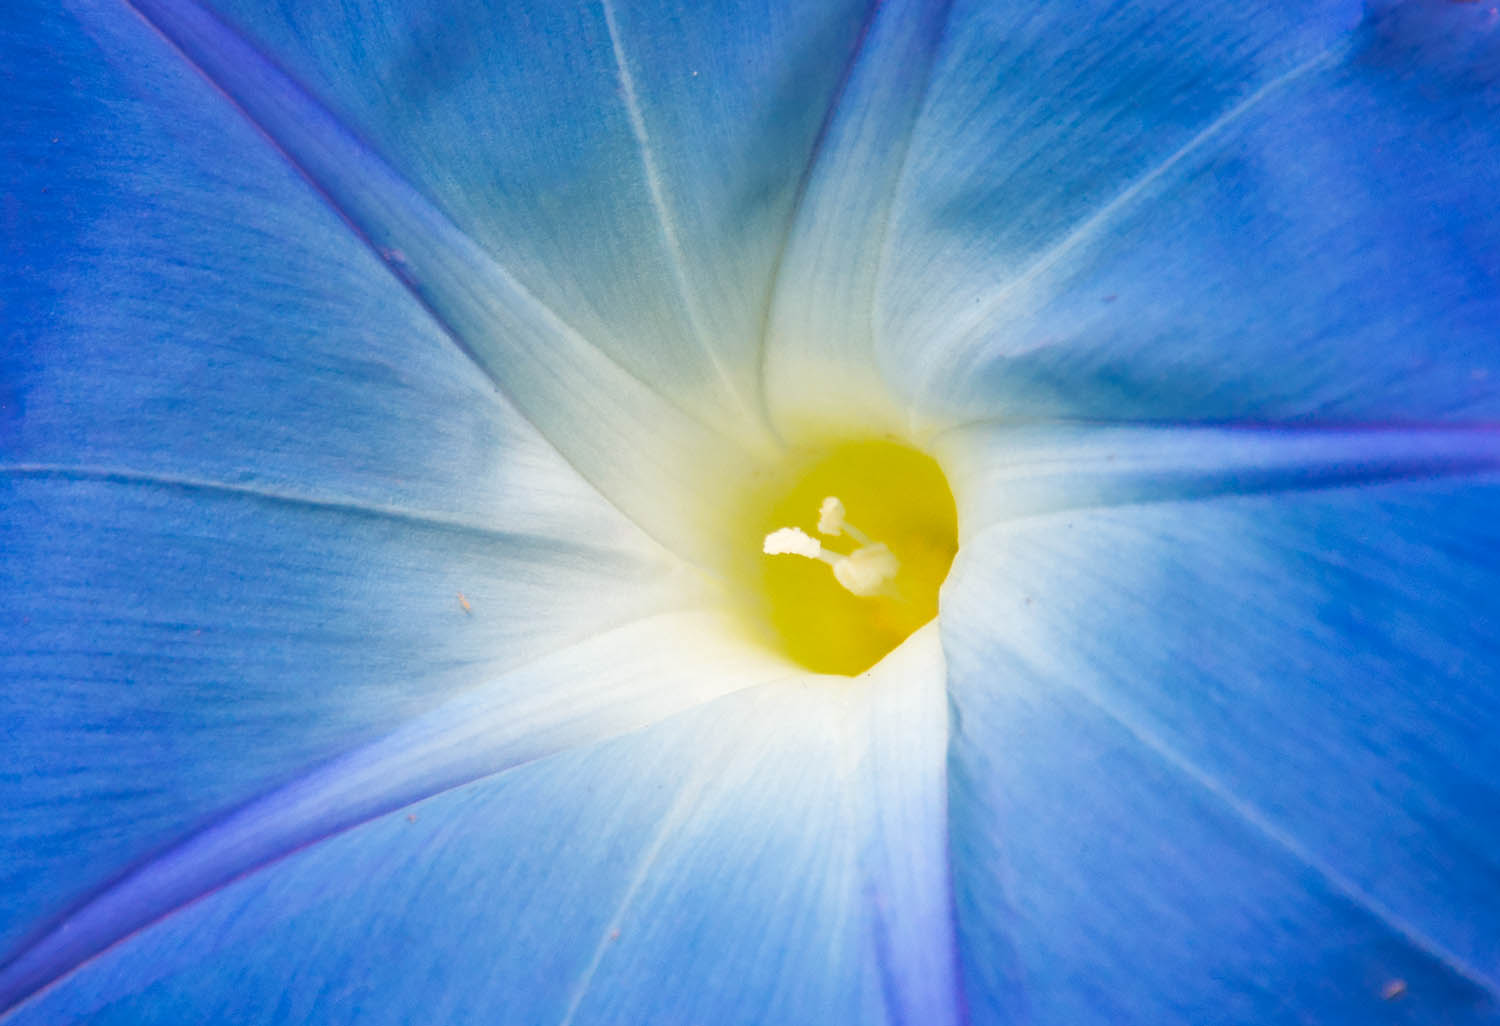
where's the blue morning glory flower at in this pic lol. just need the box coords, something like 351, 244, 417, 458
4, 0, 1499, 1023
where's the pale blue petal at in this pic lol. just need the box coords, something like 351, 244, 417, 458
854, 627, 965, 1026
884, 1, 1500, 425
940, 464, 1500, 1022
6, 683, 879, 1026
762, 0, 952, 438
0, 612, 793, 1013
763, 0, 1361, 436
195, 0, 875, 437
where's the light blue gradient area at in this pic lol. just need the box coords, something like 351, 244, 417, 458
3, 0, 1500, 1023
201, 0, 874, 426
6, 686, 877, 1026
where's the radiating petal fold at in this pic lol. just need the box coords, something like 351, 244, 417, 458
193, 0, 876, 439
6, 682, 880, 1026
0, 464, 688, 984
1, 3, 705, 1004
936, 421, 1500, 539
761, 0, 953, 439
882, 0, 1499, 425
941, 474, 1500, 1022
3, 0, 624, 536
0, 611, 792, 1015
106, 0, 787, 561
853, 627, 965, 1026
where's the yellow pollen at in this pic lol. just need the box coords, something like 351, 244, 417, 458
733, 439, 958, 676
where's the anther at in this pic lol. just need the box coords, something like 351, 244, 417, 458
817, 496, 872, 546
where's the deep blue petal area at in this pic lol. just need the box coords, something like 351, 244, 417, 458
878, 0, 1500, 424
6, 1, 530, 521
197, 0, 875, 430
6, 685, 878, 1026
0, 0, 682, 984
941, 473, 1500, 1024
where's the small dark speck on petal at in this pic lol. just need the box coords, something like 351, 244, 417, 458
1381, 979, 1407, 1001
406, 814, 417, 823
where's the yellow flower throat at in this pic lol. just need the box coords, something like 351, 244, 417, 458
735, 439, 958, 676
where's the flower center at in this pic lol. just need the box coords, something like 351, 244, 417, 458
735, 439, 957, 676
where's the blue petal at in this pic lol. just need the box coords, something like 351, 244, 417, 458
0, 611, 790, 1012
940, 469, 1500, 1022
5, 683, 879, 1026
4, 0, 538, 520
881, 0, 1500, 424
855, 627, 965, 1026
935, 421, 1500, 538
0, 0, 692, 989
194, 0, 875, 436
0, 471, 685, 986
762, 0, 954, 438
74, 0, 770, 559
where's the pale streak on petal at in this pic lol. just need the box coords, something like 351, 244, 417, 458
598, 0, 764, 437
855, 626, 966, 1026
762, 0, 956, 439
118, 0, 773, 566
1046, 653, 1500, 999
553, 782, 704, 1026
934, 421, 1500, 540
552, 691, 777, 1026
0, 463, 553, 546
0, 613, 796, 1016
906, 41, 1350, 425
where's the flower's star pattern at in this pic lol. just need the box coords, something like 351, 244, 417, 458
2, 1, 1499, 1024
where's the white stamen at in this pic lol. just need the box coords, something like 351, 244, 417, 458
762, 499, 900, 598
762, 527, 825, 560
818, 494, 872, 545
832, 543, 900, 597
817, 496, 845, 535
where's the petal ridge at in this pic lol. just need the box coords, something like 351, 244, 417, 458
753, 0, 884, 414
938, 421, 1500, 539
1051, 663, 1500, 1000
904, 38, 1351, 421
0, 613, 797, 1017
553, 712, 754, 1026
855, 628, 968, 1026
596, 0, 763, 435
0, 463, 615, 550
761, 0, 958, 437
118, 0, 772, 562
